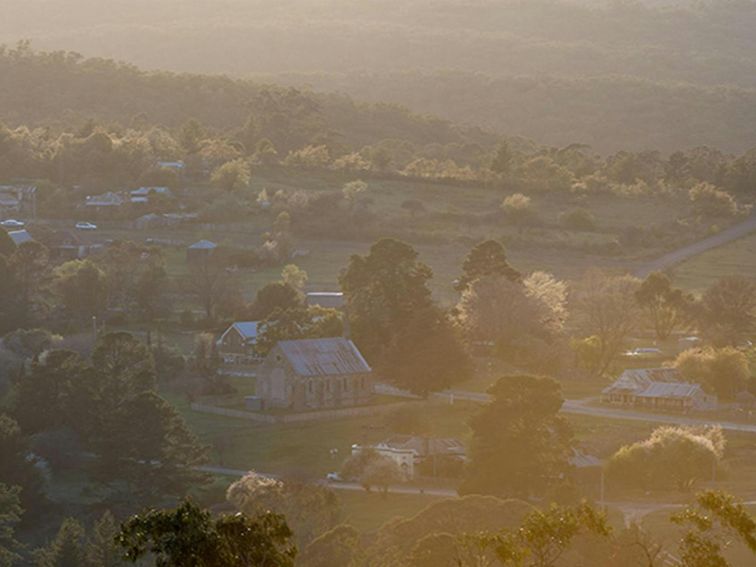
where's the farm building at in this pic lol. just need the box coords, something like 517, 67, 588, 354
255, 337, 372, 410
352, 436, 466, 479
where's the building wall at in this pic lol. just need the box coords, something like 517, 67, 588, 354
256, 345, 373, 410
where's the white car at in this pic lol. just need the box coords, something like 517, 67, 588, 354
75, 221, 97, 231
624, 347, 663, 358
1, 219, 25, 229
326, 472, 343, 482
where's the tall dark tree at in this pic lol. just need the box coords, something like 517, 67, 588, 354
117, 500, 296, 567
340, 238, 434, 364
0, 414, 45, 515
248, 282, 303, 321
635, 272, 693, 340
0, 255, 24, 334
456, 240, 520, 292
699, 276, 756, 346
384, 305, 471, 396
462, 375, 572, 498
33, 518, 87, 567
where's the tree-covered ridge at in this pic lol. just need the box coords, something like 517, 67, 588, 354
0, 44, 491, 152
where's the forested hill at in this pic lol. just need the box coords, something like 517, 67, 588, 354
0, 46, 493, 153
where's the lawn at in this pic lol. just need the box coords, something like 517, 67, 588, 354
164, 392, 478, 479
336, 490, 450, 533
669, 232, 756, 293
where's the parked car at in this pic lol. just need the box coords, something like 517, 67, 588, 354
623, 347, 663, 358
1, 219, 25, 228
75, 221, 97, 231
326, 472, 343, 482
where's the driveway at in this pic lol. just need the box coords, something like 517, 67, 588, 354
633, 213, 756, 278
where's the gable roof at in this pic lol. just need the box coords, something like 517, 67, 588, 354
635, 382, 704, 399
602, 367, 681, 394
276, 338, 371, 376
218, 321, 260, 346
8, 230, 33, 246
188, 239, 218, 250
378, 435, 466, 457
306, 291, 345, 309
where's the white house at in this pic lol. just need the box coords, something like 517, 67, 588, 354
216, 321, 261, 376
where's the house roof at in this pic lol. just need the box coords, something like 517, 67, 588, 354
131, 186, 172, 196
635, 382, 704, 399
568, 449, 602, 468
276, 338, 371, 376
602, 367, 681, 395
85, 192, 125, 206
188, 239, 218, 250
218, 322, 260, 346
8, 230, 33, 246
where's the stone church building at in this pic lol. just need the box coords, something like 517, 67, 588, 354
256, 337, 373, 410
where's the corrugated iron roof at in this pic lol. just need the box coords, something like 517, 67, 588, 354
379, 435, 466, 457
189, 239, 217, 250
278, 337, 371, 376
636, 382, 703, 399
233, 322, 259, 341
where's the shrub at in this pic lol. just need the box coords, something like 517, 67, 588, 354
560, 208, 597, 231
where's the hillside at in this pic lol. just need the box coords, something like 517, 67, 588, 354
4, 0, 756, 151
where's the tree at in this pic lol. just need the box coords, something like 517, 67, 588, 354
117, 500, 296, 567
455, 240, 520, 292
227, 472, 340, 546
607, 426, 725, 492
672, 491, 756, 567
689, 183, 739, 218
341, 449, 404, 496
674, 347, 750, 400
560, 208, 596, 231
52, 259, 107, 320
133, 250, 168, 320
0, 484, 22, 567
492, 502, 612, 567
280, 264, 308, 291
339, 238, 434, 364
248, 281, 303, 320
341, 180, 367, 211
635, 272, 692, 340
211, 159, 251, 192
86, 511, 123, 567
34, 518, 87, 567
0, 255, 24, 334
383, 305, 471, 395
462, 375, 572, 498
698, 277, 756, 346
0, 414, 45, 514
300, 525, 361, 567
572, 272, 642, 377
490, 141, 513, 176
254, 307, 342, 357
185, 254, 233, 320
501, 193, 535, 232
8, 241, 49, 325
12, 349, 85, 434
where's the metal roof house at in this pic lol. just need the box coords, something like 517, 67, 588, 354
186, 239, 218, 263
216, 321, 262, 376
256, 337, 373, 410
306, 291, 345, 309
602, 367, 717, 412
8, 229, 33, 246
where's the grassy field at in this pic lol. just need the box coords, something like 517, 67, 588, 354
669, 232, 756, 293
70, 167, 706, 306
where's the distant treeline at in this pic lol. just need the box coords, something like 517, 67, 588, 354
3, 1, 756, 152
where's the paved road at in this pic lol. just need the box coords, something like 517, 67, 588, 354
633, 213, 756, 278
196, 465, 458, 496
423, 388, 756, 434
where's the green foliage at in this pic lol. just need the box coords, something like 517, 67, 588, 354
211, 159, 252, 192
607, 426, 725, 492
247, 281, 303, 320
341, 448, 404, 495
689, 183, 740, 218
635, 271, 693, 340
698, 276, 756, 346
0, 484, 22, 567
456, 240, 520, 292
0, 414, 45, 515
34, 518, 87, 567
462, 375, 572, 498
672, 491, 756, 567
52, 259, 107, 320
117, 499, 296, 567
559, 208, 596, 231
675, 347, 750, 400
339, 238, 434, 366
255, 306, 343, 357
300, 524, 361, 567
227, 472, 340, 546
